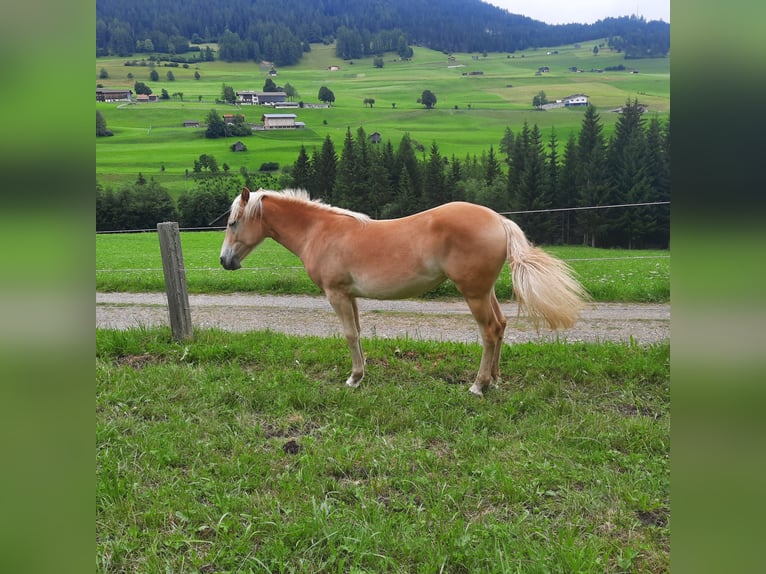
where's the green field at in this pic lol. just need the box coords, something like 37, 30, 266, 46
97, 328, 669, 573
97, 42, 670, 572
96, 231, 670, 302
96, 42, 669, 196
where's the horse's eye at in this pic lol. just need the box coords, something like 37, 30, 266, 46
228, 221, 238, 231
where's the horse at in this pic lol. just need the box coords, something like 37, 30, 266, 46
220, 187, 588, 396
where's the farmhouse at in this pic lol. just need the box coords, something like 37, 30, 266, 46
222, 113, 245, 124
237, 91, 287, 105
261, 113, 304, 130
96, 88, 132, 102
135, 94, 159, 103
564, 94, 589, 107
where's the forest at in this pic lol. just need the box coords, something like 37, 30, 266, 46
96, 0, 670, 65
96, 101, 669, 249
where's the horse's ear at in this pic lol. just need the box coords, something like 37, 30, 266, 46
241, 187, 250, 204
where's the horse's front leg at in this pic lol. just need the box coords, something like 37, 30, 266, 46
326, 291, 365, 387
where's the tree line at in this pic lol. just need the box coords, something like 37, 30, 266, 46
289, 101, 669, 248
97, 0, 668, 64
96, 102, 668, 249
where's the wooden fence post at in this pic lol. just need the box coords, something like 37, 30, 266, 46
157, 222, 193, 341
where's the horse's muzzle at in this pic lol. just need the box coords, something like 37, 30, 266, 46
220, 255, 242, 271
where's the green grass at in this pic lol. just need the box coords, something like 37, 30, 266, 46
97, 328, 669, 573
97, 42, 669, 196
96, 231, 670, 302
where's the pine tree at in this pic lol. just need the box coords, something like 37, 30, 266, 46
292, 145, 312, 192
366, 144, 392, 218
447, 155, 464, 203
335, 128, 357, 208
314, 135, 337, 203
96, 110, 113, 137
484, 145, 502, 188
516, 124, 553, 243
394, 134, 422, 204
422, 142, 445, 209
558, 133, 579, 244
500, 127, 515, 163
575, 105, 611, 247
644, 116, 670, 247
608, 99, 652, 247
506, 121, 531, 211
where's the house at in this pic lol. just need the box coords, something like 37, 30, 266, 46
96, 88, 132, 102
183, 120, 200, 128
230, 141, 247, 152
262, 113, 304, 129
135, 93, 158, 102
564, 94, 589, 107
236, 91, 287, 105
328, 65, 340, 71
537, 66, 550, 73
369, 132, 382, 144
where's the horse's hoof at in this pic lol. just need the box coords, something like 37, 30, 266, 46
345, 377, 361, 388
469, 383, 484, 397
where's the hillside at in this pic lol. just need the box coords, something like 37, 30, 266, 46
96, 0, 669, 64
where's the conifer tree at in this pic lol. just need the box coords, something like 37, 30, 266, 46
422, 142, 445, 209
609, 99, 652, 247
334, 128, 357, 208
394, 134, 422, 203
516, 124, 553, 242
314, 135, 337, 203
484, 145, 502, 187
292, 145, 312, 192
575, 105, 611, 247
558, 133, 579, 244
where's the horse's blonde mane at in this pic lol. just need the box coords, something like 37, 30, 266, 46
235, 188, 370, 224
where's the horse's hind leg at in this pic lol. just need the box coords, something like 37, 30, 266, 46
326, 291, 365, 387
464, 293, 505, 396
490, 292, 507, 381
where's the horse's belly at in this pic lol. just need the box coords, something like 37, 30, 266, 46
349, 269, 446, 300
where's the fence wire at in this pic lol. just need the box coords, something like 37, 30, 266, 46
96, 200, 670, 273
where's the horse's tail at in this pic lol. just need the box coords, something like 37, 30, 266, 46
502, 217, 589, 330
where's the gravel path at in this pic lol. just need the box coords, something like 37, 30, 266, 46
97, 292, 670, 345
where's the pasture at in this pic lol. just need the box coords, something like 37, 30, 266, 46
96, 41, 670, 572
96, 42, 670, 196
97, 328, 669, 573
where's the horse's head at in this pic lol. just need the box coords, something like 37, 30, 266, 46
219, 187, 265, 271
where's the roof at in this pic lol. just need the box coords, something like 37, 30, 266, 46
237, 91, 287, 97
263, 114, 297, 119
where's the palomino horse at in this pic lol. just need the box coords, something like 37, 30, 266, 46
220, 187, 588, 396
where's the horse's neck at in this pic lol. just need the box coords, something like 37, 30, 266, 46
264, 198, 321, 258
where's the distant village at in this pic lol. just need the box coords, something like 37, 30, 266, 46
95, 87, 323, 130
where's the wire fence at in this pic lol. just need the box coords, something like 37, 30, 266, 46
96, 200, 670, 275
96, 201, 670, 235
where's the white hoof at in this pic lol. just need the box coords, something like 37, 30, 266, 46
469, 383, 484, 397
345, 376, 361, 388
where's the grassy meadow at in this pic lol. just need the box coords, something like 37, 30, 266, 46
97, 328, 669, 573
96, 231, 670, 302
96, 42, 670, 196
97, 41, 670, 573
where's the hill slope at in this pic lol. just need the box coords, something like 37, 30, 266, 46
96, 0, 669, 64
